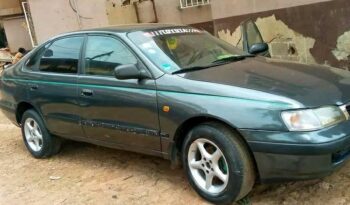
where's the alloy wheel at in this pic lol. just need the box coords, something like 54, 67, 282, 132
24, 118, 43, 152
188, 138, 229, 195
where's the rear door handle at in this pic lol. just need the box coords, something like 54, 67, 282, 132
81, 89, 94, 97
29, 84, 38, 91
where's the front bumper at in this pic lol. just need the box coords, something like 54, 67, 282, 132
239, 120, 350, 183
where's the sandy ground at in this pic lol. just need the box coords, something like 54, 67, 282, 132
0, 112, 350, 205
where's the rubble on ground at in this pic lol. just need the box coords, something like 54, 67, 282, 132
0, 48, 13, 70
0, 48, 13, 62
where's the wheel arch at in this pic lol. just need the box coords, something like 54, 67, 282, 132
173, 115, 238, 150
15, 101, 41, 125
170, 115, 259, 179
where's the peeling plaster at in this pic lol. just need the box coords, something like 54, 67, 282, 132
218, 27, 243, 50
332, 31, 350, 61
218, 15, 317, 64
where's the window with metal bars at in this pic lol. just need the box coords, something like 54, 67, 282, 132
180, 0, 210, 9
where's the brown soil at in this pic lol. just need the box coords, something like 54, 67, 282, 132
0, 112, 349, 205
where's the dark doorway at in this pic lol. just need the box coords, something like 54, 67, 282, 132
0, 27, 7, 48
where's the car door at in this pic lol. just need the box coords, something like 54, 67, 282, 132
77, 35, 161, 154
24, 35, 85, 139
241, 19, 270, 57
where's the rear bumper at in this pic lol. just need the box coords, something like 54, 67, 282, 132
0, 103, 18, 126
239, 121, 350, 183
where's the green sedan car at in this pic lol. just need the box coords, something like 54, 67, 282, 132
1, 24, 350, 204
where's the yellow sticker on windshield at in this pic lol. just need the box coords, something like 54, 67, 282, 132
166, 37, 178, 50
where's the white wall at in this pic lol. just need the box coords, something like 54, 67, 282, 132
154, 0, 212, 25
28, 0, 109, 43
28, 0, 214, 44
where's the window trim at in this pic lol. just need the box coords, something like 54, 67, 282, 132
23, 34, 85, 76
80, 33, 152, 79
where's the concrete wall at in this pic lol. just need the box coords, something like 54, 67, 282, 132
106, 0, 138, 25
2, 17, 32, 52
25, 0, 350, 70
28, 0, 109, 43
75, 0, 109, 29
28, 0, 213, 44
0, 0, 22, 16
211, 0, 332, 19
154, 0, 212, 25
0, 0, 21, 9
214, 0, 350, 69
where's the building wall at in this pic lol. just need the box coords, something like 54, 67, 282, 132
211, 0, 331, 19
106, 1, 138, 25
0, 0, 21, 9
214, 0, 350, 69
28, 0, 213, 44
155, 0, 212, 24
25, 0, 350, 69
2, 17, 32, 52
28, 0, 109, 43
0, 0, 22, 17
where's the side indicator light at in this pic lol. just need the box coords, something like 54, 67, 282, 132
163, 106, 170, 113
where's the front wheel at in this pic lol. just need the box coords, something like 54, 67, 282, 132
182, 122, 255, 204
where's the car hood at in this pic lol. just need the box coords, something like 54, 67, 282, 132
178, 57, 350, 107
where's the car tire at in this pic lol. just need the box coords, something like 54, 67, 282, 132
21, 109, 62, 158
182, 122, 255, 205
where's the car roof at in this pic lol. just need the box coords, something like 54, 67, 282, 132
50, 23, 195, 43
79, 23, 189, 33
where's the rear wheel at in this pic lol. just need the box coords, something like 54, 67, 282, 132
182, 122, 255, 204
21, 109, 62, 158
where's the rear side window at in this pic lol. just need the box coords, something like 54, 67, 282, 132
27, 36, 83, 74
84, 36, 137, 76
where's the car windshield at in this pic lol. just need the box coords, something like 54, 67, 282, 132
127, 27, 247, 73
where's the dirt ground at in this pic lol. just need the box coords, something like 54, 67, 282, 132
0, 112, 350, 205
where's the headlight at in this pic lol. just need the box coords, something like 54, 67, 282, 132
281, 106, 346, 131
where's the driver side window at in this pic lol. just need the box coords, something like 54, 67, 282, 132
84, 36, 137, 76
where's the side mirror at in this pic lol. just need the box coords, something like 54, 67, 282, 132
248, 43, 269, 55
43, 49, 53, 57
114, 64, 151, 80
4, 64, 12, 69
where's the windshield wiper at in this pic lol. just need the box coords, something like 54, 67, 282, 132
172, 54, 256, 75
172, 64, 216, 74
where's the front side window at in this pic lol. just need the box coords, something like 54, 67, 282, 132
128, 27, 246, 73
27, 37, 83, 74
84, 36, 137, 76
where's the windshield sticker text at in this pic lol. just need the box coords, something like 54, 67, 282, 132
145, 28, 202, 37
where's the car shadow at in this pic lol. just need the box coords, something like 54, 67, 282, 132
47, 139, 350, 204
57, 140, 189, 186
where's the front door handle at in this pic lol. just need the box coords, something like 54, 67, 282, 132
81, 89, 94, 97
29, 84, 38, 91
